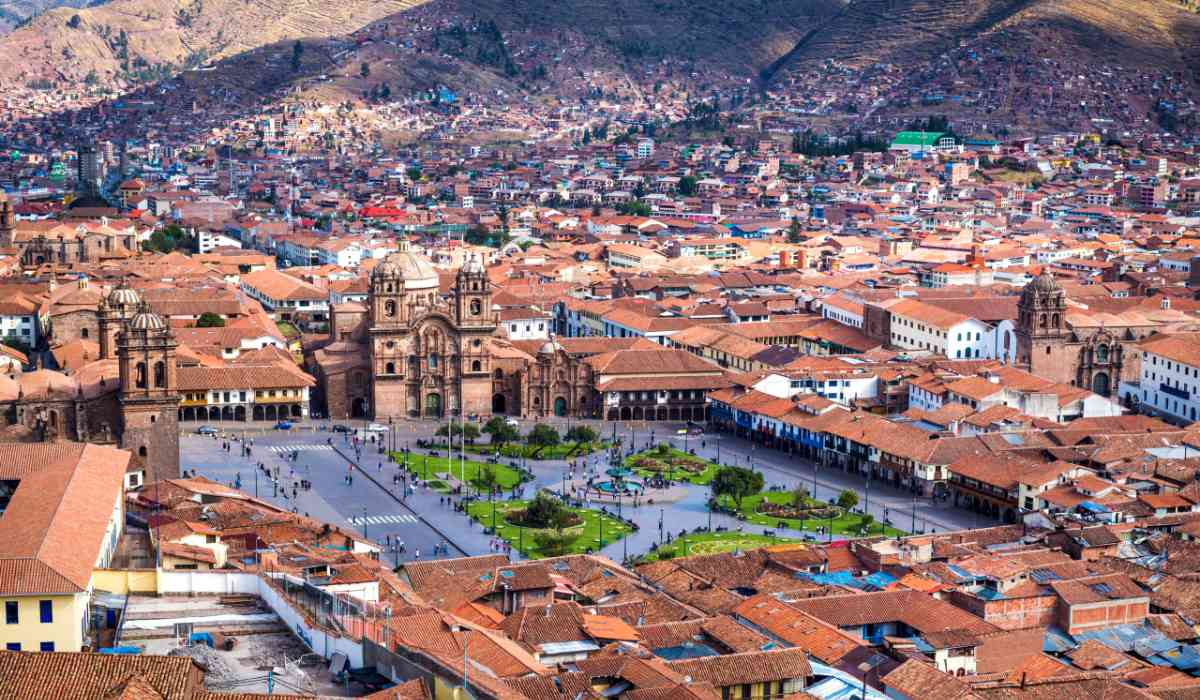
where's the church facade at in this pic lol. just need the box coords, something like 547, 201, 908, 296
1014, 272, 1148, 398
1, 283, 180, 485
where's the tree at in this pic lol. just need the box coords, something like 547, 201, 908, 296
787, 220, 802, 244
483, 417, 520, 448
143, 224, 191, 253
790, 485, 810, 509
678, 175, 698, 196
291, 40, 304, 72
525, 424, 560, 458
476, 463, 500, 496
524, 492, 572, 529
533, 529, 580, 557
436, 422, 481, 443
196, 312, 225, 328
859, 513, 875, 535
360, 62, 371, 78
837, 489, 859, 512
712, 466, 764, 511
565, 425, 597, 446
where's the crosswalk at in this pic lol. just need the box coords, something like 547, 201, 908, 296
352, 514, 419, 525
268, 444, 335, 454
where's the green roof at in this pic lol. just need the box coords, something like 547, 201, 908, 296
891, 131, 946, 148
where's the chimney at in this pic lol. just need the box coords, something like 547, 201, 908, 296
1020, 672, 1027, 689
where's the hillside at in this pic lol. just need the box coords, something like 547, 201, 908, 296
0, 0, 427, 89
0, 0, 94, 34
774, 0, 1200, 77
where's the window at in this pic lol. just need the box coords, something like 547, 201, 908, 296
5, 601, 17, 624
470, 299, 481, 315
429, 353, 439, 369
153, 361, 166, 388
472, 360, 482, 372
39, 642, 54, 652
5, 643, 18, 651
39, 600, 51, 623
385, 362, 395, 374
135, 362, 146, 388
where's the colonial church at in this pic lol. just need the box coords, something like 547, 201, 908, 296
1014, 271, 1179, 398
310, 243, 615, 421
0, 282, 180, 485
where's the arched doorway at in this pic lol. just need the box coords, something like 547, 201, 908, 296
424, 393, 443, 418
492, 394, 507, 414
1092, 372, 1111, 396
234, 406, 246, 421
553, 397, 567, 417
253, 405, 265, 421
351, 397, 368, 419
265, 405, 278, 421
291, 404, 302, 418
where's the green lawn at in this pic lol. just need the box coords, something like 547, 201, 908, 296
390, 452, 526, 491
624, 447, 719, 485
639, 532, 798, 562
717, 491, 906, 537
466, 499, 632, 558
429, 440, 611, 461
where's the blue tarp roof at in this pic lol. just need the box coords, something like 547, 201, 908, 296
799, 570, 896, 591
1079, 501, 1110, 513
1044, 627, 1077, 654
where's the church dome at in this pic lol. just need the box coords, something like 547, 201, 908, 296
372, 240, 438, 291
539, 338, 565, 355
1028, 271, 1061, 295
128, 307, 167, 331
106, 283, 142, 308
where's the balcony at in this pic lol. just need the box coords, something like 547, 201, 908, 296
1161, 383, 1190, 401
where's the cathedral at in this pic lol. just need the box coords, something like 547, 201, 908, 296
311, 243, 605, 420
0, 282, 180, 485
313, 242, 499, 419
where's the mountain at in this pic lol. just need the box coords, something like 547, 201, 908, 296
0, 0, 426, 89
0, 0, 97, 34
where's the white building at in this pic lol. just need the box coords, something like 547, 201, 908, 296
1135, 333, 1200, 424
887, 299, 1016, 362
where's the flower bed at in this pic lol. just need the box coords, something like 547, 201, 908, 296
757, 501, 840, 521
505, 508, 583, 529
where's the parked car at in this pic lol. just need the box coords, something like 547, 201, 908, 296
504, 417, 520, 428
195, 425, 218, 436
366, 423, 389, 432
331, 424, 351, 433
273, 421, 293, 430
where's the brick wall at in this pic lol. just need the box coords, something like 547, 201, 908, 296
1062, 598, 1149, 635
948, 590, 1057, 630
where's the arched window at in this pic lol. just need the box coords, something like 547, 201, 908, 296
135, 362, 146, 388
429, 353, 439, 369
153, 361, 166, 388
470, 299, 481, 315
385, 300, 396, 317
408, 355, 419, 372
385, 362, 396, 374
1051, 313, 1060, 328
81, 327, 89, 339
1096, 344, 1109, 363
472, 360, 482, 372
1039, 313, 1047, 328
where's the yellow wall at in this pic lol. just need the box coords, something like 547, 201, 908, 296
161, 555, 214, 571
0, 594, 86, 652
91, 569, 158, 595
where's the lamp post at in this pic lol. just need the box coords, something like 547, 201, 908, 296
362, 506, 368, 540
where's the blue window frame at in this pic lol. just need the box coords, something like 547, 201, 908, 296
4, 601, 16, 625
5, 643, 19, 651
39, 600, 52, 624
39, 642, 54, 652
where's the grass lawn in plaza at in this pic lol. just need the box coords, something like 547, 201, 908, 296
639, 532, 799, 561
624, 446, 719, 485
391, 452, 526, 491
429, 440, 612, 461
466, 499, 632, 558
717, 490, 906, 537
